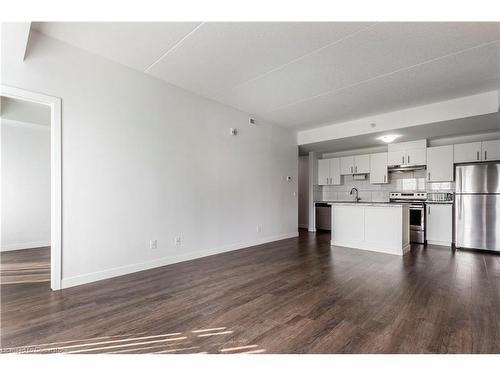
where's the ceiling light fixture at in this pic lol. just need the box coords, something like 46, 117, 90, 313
377, 134, 401, 143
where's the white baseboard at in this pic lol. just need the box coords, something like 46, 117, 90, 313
61, 232, 299, 289
330, 240, 407, 256
427, 240, 452, 247
1, 241, 50, 252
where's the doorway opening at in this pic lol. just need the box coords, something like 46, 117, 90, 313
1, 86, 61, 290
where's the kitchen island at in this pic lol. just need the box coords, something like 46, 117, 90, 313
328, 202, 410, 256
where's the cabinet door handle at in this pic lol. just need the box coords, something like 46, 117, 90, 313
477, 151, 480, 161
485, 150, 487, 160
428, 206, 430, 215
402, 155, 404, 164
351, 166, 353, 173
408, 155, 410, 164
428, 172, 430, 180
383, 174, 386, 183
355, 166, 357, 173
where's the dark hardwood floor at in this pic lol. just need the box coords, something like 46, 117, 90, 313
0, 247, 50, 286
1, 230, 500, 354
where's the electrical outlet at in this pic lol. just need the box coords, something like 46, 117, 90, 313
257, 224, 262, 233
174, 236, 181, 246
149, 240, 158, 249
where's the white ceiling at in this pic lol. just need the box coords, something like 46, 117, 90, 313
32, 22, 500, 130
298, 112, 500, 155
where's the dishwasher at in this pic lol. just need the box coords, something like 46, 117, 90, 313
315, 202, 331, 231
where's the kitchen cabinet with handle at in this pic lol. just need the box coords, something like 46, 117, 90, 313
427, 145, 454, 182
426, 203, 453, 246
387, 139, 427, 166
317, 158, 341, 185
453, 140, 500, 163
453, 142, 482, 163
340, 156, 354, 175
354, 154, 370, 174
482, 140, 500, 161
340, 154, 370, 175
370, 152, 388, 184
405, 148, 426, 166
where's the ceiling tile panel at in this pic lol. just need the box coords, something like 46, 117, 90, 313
146, 22, 373, 98
264, 42, 500, 128
217, 22, 500, 115
33, 22, 201, 71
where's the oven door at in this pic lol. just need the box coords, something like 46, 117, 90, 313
409, 205, 424, 231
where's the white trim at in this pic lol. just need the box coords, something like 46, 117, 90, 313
330, 241, 411, 256
1, 85, 62, 290
298, 91, 499, 145
61, 232, 298, 289
1, 117, 51, 130
427, 240, 452, 247
1, 241, 51, 252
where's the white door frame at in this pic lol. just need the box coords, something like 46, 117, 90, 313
1, 85, 62, 290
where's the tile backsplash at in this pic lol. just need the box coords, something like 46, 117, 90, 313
315, 170, 455, 202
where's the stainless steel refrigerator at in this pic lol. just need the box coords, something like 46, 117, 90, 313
455, 162, 500, 252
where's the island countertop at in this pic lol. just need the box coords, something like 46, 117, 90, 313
315, 200, 409, 208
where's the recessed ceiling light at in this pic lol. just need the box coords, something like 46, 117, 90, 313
377, 134, 401, 143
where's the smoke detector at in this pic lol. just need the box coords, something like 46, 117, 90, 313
249, 117, 256, 125
229, 128, 238, 136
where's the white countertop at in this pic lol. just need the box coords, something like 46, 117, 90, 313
315, 200, 409, 208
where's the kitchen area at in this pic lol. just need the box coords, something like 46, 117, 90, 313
311, 137, 500, 256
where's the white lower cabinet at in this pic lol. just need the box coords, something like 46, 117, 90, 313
426, 204, 453, 247
331, 204, 410, 256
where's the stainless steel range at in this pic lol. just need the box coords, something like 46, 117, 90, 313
389, 192, 427, 244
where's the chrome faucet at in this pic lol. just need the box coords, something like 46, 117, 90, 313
350, 188, 360, 203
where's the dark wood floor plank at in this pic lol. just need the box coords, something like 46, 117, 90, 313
1, 230, 500, 354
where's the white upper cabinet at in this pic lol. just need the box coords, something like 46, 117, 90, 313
454, 142, 482, 163
370, 153, 388, 184
482, 140, 500, 161
405, 148, 426, 166
427, 145, 454, 182
354, 154, 370, 174
388, 150, 405, 166
453, 140, 500, 163
317, 158, 341, 185
387, 139, 427, 166
317, 159, 330, 185
340, 156, 354, 175
340, 154, 370, 175
330, 158, 341, 185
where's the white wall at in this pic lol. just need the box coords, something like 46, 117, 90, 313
1, 26, 298, 287
1, 120, 51, 250
297, 155, 309, 228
